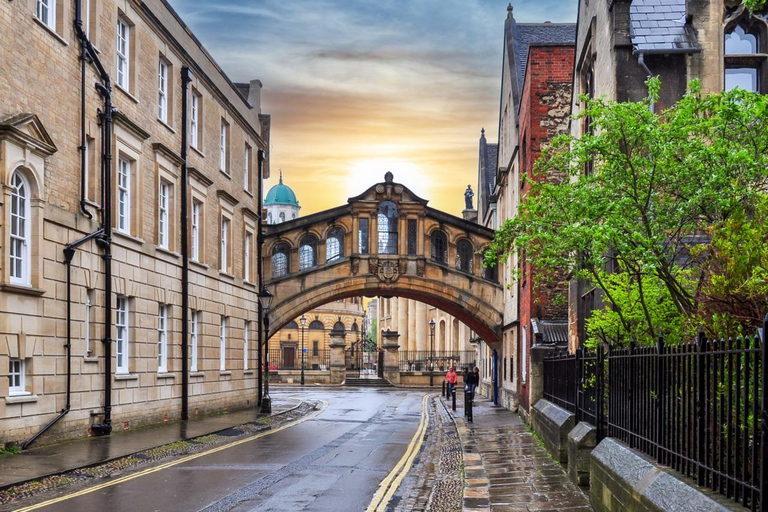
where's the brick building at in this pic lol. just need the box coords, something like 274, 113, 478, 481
0, 0, 269, 445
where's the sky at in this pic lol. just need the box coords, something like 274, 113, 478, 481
171, 0, 577, 217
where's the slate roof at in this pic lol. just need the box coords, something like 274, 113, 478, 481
513, 24, 576, 87
531, 318, 569, 346
630, 0, 699, 53
484, 143, 498, 197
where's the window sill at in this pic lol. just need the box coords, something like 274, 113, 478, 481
244, 370, 254, 375
157, 372, 175, 379
33, 17, 69, 46
244, 189, 253, 198
0, 283, 46, 297
218, 271, 235, 280
83, 356, 99, 364
114, 373, 139, 381
243, 280, 256, 288
190, 371, 205, 378
6, 394, 37, 405
113, 230, 146, 246
190, 146, 205, 159
157, 118, 176, 133
156, 247, 180, 259
219, 371, 232, 377
190, 260, 209, 271
219, 169, 232, 180
115, 84, 139, 104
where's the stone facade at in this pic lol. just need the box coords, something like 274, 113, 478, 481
0, 0, 269, 445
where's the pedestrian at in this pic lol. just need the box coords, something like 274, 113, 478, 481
462, 366, 469, 388
465, 366, 479, 404
445, 366, 458, 396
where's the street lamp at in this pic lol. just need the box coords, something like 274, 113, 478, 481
300, 314, 306, 386
429, 318, 436, 387
259, 286, 273, 413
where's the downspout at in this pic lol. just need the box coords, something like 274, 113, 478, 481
637, 53, 655, 113
180, 67, 191, 420
78, 7, 93, 220
256, 149, 265, 407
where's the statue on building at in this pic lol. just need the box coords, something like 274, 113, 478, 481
464, 185, 474, 210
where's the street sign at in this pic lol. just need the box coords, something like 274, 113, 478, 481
303, 348, 307, 352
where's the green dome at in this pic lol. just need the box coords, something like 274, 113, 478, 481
264, 172, 299, 206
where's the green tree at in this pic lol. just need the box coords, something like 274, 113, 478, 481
486, 79, 768, 346
368, 318, 378, 344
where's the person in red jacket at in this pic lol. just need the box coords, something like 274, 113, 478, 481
445, 367, 458, 396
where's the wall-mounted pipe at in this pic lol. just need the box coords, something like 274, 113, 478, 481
636, 53, 656, 114
180, 67, 191, 420
257, 149, 265, 406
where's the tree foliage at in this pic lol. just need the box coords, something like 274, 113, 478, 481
486, 78, 768, 346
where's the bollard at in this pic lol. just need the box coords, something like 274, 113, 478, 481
452, 388, 456, 411
442, 380, 446, 399
466, 391, 473, 423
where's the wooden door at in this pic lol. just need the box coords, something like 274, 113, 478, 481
283, 347, 296, 369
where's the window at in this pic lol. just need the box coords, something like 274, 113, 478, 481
359, 217, 369, 254
244, 144, 252, 192
243, 321, 249, 371
190, 91, 201, 149
312, 341, 319, 357
85, 289, 93, 356
326, 227, 344, 262
190, 310, 199, 372
36, 0, 56, 30
8, 359, 26, 396
484, 262, 498, 283
244, 232, 252, 282
724, 23, 763, 93
582, 60, 595, 175
158, 181, 170, 249
521, 325, 527, 383
299, 234, 318, 270
116, 297, 129, 374
457, 239, 473, 273
279, 212, 285, 223
407, 219, 417, 255
157, 305, 168, 372
117, 157, 131, 233
220, 120, 229, 173
191, 201, 201, 261
272, 243, 290, 278
220, 216, 230, 272
220, 317, 227, 371
116, 18, 130, 90
158, 59, 168, 122
377, 201, 398, 254
430, 230, 448, 264
10, 171, 30, 285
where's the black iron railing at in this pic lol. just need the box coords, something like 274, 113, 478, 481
543, 319, 768, 511
398, 351, 476, 373
267, 348, 330, 371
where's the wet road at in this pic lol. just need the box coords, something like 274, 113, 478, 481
19, 388, 428, 512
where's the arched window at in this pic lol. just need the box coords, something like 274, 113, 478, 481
10, 171, 30, 285
292, 213, 296, 219
279, 212, 285, 223
457, 239, 473, 273
309, 320, 325, 330
271, 243, 290, 278
483, 263, 498, 283
326, 227, 344, 262
725, 23, 762, 92
351, 321, 358, 332
267, 212, 272, 224
285, 321, 299, 330
333, 321, 346, 332
299, 234, 318, 270
377, 201, 398, 254
431, 230, 448, 264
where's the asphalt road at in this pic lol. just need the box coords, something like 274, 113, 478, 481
19, 388, 428, 512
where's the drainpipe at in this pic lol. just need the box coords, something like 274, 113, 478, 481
637, 53, 656, 113
78, 2, 93, 220
256, 149, 265, 406
180, 67, 191, 420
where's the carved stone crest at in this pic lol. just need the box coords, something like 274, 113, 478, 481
350, 256, 360, 276
416, 258, 426, 277
398, 258, 408, 275
377, 260, 400, 283
369, 256, 379, 275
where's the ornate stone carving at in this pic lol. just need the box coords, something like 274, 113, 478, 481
375, 184, 385, 194
416, 258, 426, 277
394, 185, 403, 194
377, 259, 400, 283
398, 258, 408, 275
369, 256, 379, 275
350, 256, 360, 276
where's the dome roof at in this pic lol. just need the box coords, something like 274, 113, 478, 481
264, 171, 299, 206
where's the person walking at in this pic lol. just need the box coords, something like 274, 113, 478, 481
445, 367, 458, 397
465, 366, 479, 404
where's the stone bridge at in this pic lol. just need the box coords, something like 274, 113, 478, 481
263, 172, 504, 344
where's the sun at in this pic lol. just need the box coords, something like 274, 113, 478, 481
346, 158, 432, 199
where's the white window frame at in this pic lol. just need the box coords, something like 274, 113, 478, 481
116, 18, 130, 90
191, 201, 201, 261
190, 310, 199, 372
117, 157, 131, 234
157, 305, 168, 373
244, 144, 252, 192
158, 59, 168, 123
521, 325, 527, 384
85, 289, 93, 356
220, 317, 227, 371
190, 92, 200, 149
159, 181, 170, 249
244, 232, 252, 282
220, 216, 229, 272
116, 297, 129, 374
220, 120, 228, 173
83, 0, 90, 38
243, 321, 249, 371
8, 359, 27, 396
36, 0, 56, 30
10, 171, 31, 286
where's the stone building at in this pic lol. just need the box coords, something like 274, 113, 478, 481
567, 0, 767, 347
0, 0, 269, 445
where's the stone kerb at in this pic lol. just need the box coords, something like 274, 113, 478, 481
568, 421, 597, 487
329, 328, 346, 385
381, 330, 401, 385
530, 399, 575, 465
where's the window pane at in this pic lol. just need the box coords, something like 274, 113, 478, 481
299, 235, 318, 270
431, 231, 447, 263
407, 219, 417, 255
458, 240, 473, 273
725, 25, 758, 54
359, 218, 369, 255
377, 201, 398, 254
272, 244, 289, 278
725, 68, 758, 92
327, 228, 343, 262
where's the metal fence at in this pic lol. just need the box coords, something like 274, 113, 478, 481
543, 321, 767, 511
267, 348, 331, 371
398, 351, 476, 373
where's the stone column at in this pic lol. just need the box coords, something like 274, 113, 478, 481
529, 342, 556, 406
397, 298, 408, 353
415, 302, 427, 352
329, 326, 347, 385
381, 329, 401, 385
408, 300, 417, 351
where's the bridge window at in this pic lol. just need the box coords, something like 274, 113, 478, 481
457, 239, 473, 273
407, 219, 417, 255
484, 263, 498, 283
431, 230, 448, 264
378, 201, 398, 254
299, 234, 318, 270
272, 243, 290, 278
359, 217, 369, 254
326, 227, 344, 262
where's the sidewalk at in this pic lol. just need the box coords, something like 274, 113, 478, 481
443, 393, 592, 512
0, 397, 300, 489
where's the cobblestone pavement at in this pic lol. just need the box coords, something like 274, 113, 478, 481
455, 396, 593, 512
390, 394, 463, 512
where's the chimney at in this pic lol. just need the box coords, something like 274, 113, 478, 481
247, 79, 263, 113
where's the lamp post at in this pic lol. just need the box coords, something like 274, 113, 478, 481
259, 286, 273, 413
429, 318, 436, 387
300, 314, 306, 386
